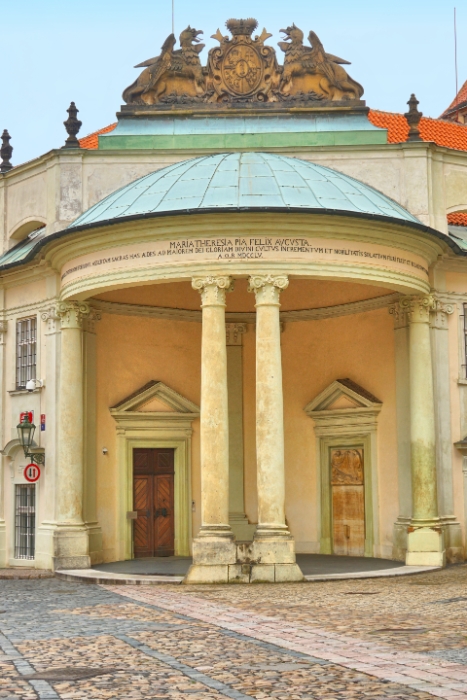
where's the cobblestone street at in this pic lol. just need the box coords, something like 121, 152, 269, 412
2, 567, 467, 699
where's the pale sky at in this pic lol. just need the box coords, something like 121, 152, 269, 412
2, 0, 466, 165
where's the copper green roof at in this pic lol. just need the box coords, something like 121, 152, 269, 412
69, 152, 421, 228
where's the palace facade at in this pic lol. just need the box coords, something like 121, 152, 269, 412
2, 19, 467, 582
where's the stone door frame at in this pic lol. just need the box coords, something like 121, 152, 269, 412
111, 381, 199, 561
304, 379, 382, 558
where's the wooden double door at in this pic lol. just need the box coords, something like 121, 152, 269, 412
133, 448, 175, 557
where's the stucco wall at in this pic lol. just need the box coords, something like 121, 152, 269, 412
93, 279, 398, 561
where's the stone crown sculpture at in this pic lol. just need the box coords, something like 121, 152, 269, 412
122, 18, 364, 109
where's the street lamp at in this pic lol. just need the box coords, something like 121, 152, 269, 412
17, 413, 45, 465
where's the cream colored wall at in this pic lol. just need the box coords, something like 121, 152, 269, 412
94, 279, 398, 560
3, 141, 467, 252
95, 312, 201, 562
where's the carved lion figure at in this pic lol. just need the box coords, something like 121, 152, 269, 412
278, 25, 363, 101
122, 26, 205, 105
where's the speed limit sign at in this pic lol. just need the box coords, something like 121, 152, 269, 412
24, 463, 41, 483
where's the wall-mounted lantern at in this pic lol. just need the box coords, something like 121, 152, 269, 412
17, 413, 45, 464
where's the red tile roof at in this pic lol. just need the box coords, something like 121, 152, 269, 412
368, 110, 467, 151
448, 212, 467, 226
79, 123, 117, 149
441, 80, 467, 118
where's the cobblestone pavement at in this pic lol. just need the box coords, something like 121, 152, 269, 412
1, 567, 467, 698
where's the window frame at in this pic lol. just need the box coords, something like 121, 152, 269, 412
15, 316, 37, 390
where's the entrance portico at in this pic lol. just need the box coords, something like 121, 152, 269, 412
0, 152, 460, 578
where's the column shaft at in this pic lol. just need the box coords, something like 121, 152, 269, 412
53, 301, 91, 569
185, 276, 236, 584
402, 294, 445, 566
247, 274, 303, 583
250, 275, 288, 535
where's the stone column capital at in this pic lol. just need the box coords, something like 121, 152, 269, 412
248, 274, 289, 305
400, 294, 436, 324
0, 319, 8, 345
226, 323, 247, 346
56, 301, 91, 329
431, 297, 455, 329
192, 276, 234, 307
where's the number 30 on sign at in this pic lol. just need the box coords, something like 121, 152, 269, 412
24, 463, 40, 483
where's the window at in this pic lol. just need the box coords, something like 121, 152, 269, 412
16, 317, 36, 389
14, 484, 35, 559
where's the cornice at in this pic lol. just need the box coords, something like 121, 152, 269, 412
93, 292, 399, 324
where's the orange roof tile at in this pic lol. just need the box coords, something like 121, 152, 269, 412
442, 79, 467, 117
79, 123, 117, 149
448, 212, 467, 226
368, 110, 467, 151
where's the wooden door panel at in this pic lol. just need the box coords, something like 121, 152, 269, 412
331, 447, 365, 557
154, 474, 175, 556
133, 475, 153, 557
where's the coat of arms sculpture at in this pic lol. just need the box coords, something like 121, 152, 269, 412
122, 18, 364, 110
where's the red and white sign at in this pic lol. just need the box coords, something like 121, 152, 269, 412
24, 463, 40, 483
19, 411, 34, 424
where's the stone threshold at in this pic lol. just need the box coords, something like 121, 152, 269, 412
304, 565, 442, 581
54, 564, 441, 585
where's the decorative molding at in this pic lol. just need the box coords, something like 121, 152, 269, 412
248, 274, 289, 305
111, 379, 199, 415
304, 378, 382, 422
56, 300, 91, 329
400, 294, 436, 324
388, 301, 408, 330
431, 298, 455, 330
192, 275, 234, 306
92, 293, 400, 325
41, 307, 61, 333
0, 320, 7, 345
226, 323, 246, 346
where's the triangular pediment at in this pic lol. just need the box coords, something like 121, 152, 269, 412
304, 378, 382, 414
111, 380, 199, 415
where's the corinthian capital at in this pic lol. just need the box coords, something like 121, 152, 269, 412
399, 294, 436, 324
431, 297, 455, 329
56, 301, 91, 329
192, 276, 234, 306
248, 274, 289, 305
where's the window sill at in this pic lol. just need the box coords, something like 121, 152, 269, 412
8, 558, 36, 567
8, 388, 41, 395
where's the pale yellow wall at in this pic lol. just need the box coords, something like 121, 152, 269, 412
95, 312, 201, 561
94, 279, 398, 560
3, 141, 467, 252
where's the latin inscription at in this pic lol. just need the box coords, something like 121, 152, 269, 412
61, 236, 429, 285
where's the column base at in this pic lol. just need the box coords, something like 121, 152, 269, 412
35, 523, 92, 570
184, 531, 305, 583
229, 513, 256, 542
184, 531, 237, 583
440, 517, 464, 564
405, 525, 446, 567
392, 516, 410, 562
0, 519, 6, 568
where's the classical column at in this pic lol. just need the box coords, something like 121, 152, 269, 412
247, 274, 303, 582
401, 294, 445, 566
185, 276, 237, 584
430, 299, 463, 562
53, 300, 91, 570
226, 323, 255, 541
0, 319, 7, 568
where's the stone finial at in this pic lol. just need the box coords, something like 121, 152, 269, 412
62, 102, 82, 149
0, 130, 13, 172
405, 94, 423, 142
